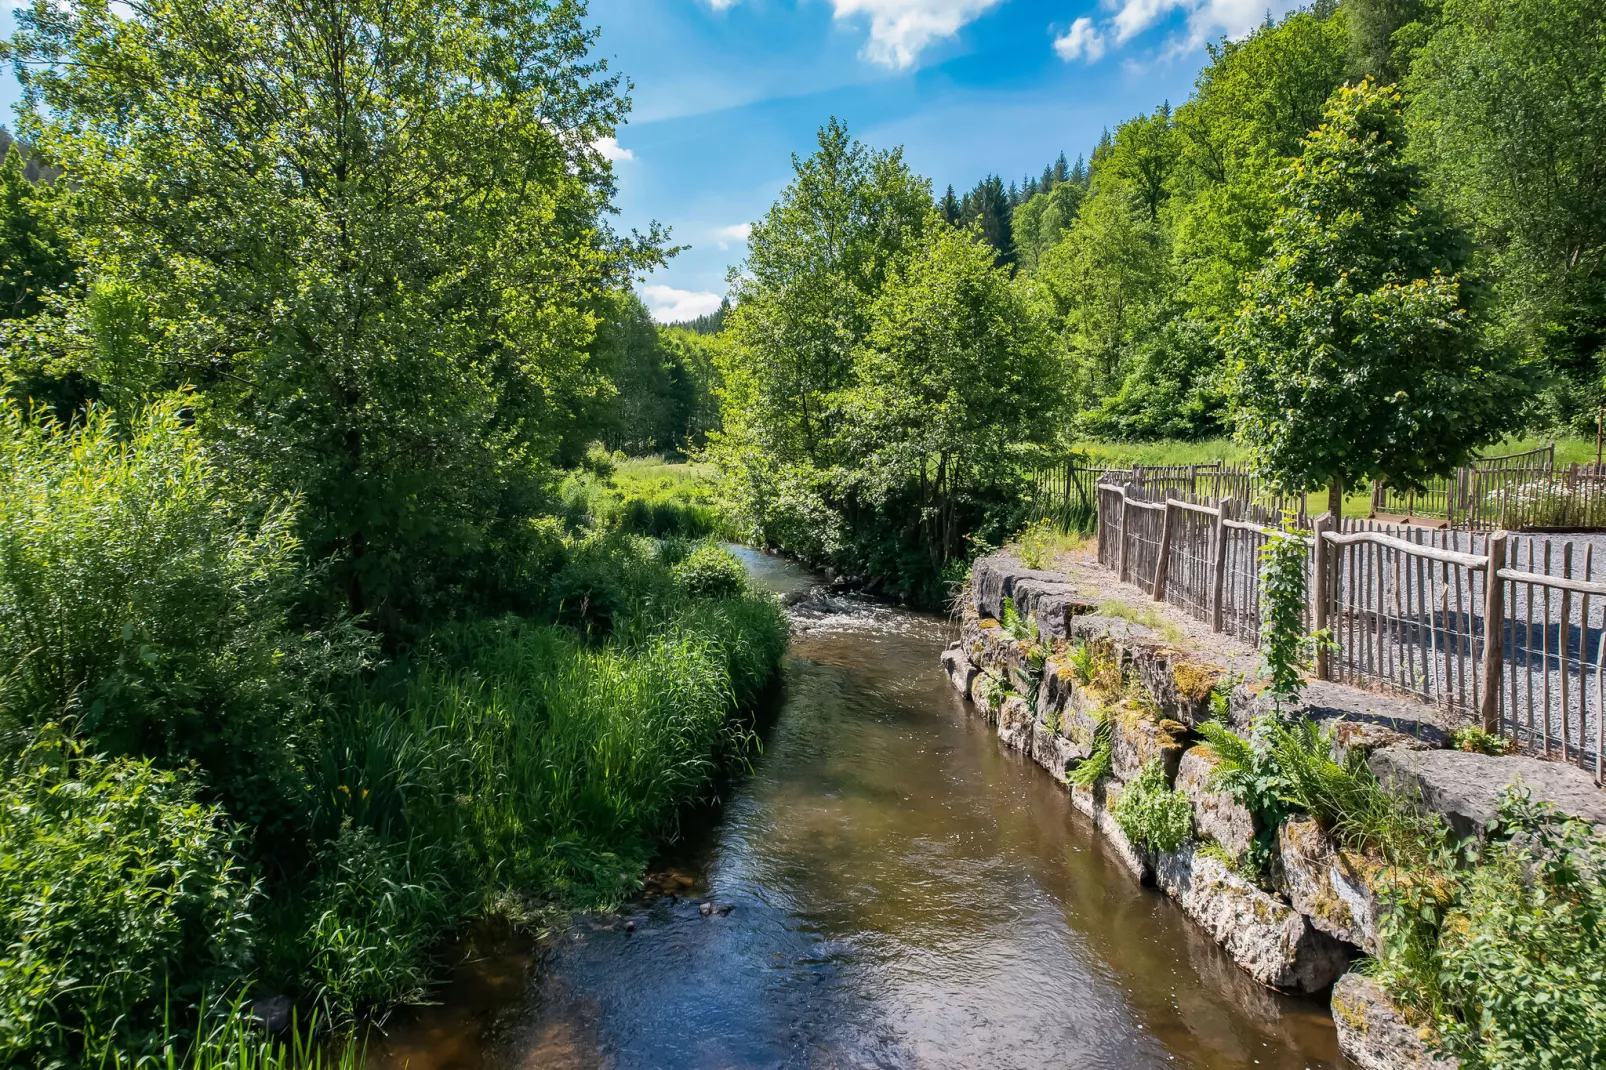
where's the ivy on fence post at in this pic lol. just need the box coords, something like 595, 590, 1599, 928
1259, 525, 1315, 713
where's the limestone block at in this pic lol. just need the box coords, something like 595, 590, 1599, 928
1331, 973, 1458, 1070
1155, 843, 1350, 993
997, 694, 1035, 756
1111, 707, 1187, 783
1132, 647, 1225, 727
1329, 719, 1433, 766
1060, 700, 1101, 763
970, 672, 1007, 724
1369, 746, 1606, 840
1277, 816, 1385, 953
972, 555, 1066, 622
1175, 745, 1255, 859
940, 643, 978, 701
1010, 574, 1090, 641
1032, 723, 1074, 784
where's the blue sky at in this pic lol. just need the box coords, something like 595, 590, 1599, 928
0, 0, 1300, 321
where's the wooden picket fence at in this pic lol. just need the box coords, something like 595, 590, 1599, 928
1037, 443, 1606, 534
1097, 480, 1606, 783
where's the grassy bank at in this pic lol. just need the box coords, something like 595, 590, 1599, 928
0, 404, 785, 1067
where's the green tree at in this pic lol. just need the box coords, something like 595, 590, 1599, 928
1407, 0, 1606, 431
1107, 104, 1180, 223
1227, 81, 1516, 509
6, 0, 659, 635
848, 223, 1061, 574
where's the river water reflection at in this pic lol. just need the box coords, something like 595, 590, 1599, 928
372, 548, 1346, 1069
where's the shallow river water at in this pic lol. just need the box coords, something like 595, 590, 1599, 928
372, 549, 1346, 1070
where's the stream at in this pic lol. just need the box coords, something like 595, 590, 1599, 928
371, 548, 1346, 1069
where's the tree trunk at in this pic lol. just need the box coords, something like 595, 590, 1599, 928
1327, 472, 1344, 520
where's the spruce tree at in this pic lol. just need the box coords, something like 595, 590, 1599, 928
940, 184, 961, 225
1054, 151, 1071, 184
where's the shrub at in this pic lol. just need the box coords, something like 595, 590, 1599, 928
0, 397, 342, 836
672, 542, 748, 599
1449, 725, 1513, 755
0, 728, 257, 1067
1375, 792, 1606, 1070
1110, 757, 1193, 853
547, 532, 676, 637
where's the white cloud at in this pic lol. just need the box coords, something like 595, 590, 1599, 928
590, 136, 634, 162
1053, 17, 1106, 62
1106, 0, 1293, 47
830, 0, 1005, 69
641, 285, 724, 324
714, 222, 752, 250
705, 0, 740, 8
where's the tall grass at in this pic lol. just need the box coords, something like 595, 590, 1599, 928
289, 541, 788, 1018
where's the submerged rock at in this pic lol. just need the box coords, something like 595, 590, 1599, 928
1331, 972, 1458, 1069
1277, 816, 1384, 953
1155, 843, 1350, 993
1175, 745, 1255, 859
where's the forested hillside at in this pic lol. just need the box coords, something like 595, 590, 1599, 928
710, 0, 1605, 602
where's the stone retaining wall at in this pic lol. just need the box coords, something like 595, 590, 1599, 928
945, 553, 1606, 1068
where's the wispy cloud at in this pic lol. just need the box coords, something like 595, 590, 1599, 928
714, 222, 752, 250
590, 136, 634, 162
1056, 0, 1294, 64
830, 0, 1006, 69
641, 284, 723, 323
1052, 17, 1106, 62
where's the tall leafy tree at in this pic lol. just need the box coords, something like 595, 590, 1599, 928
1227, 82, 1516, 510
5, 0, 658, 633
849, 224, 1061, 574
1407, 0, 1606, 430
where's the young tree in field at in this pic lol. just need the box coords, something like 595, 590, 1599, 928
849, 224, 1061, 571
1226, 81, 1517, 513
5, 0, 659, 634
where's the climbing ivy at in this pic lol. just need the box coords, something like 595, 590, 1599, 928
1258, 526, 1312, 711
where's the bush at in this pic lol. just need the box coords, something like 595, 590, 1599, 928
0, 397, 347, 837
672, 542, 747, 599
1110, 757, 1193, 853
1375, 792, 1606, 1070
0, 728, 257, 1067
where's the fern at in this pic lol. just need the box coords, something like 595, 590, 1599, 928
1069, 709, 1112, 788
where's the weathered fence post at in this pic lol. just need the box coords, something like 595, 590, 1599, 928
1117, 486, 1132, 583
1210, 498, 1232, 632
1153, 500, 1176, 601
1481, 530, 1509, 733
1312, 512, 1332, 680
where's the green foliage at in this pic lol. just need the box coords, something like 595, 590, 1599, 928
672, 542, 748, 600
1195, 719, 1289, 880
1373, 792, 1606, 1070
1227, 80, 1518, 496
0, 728, 257, 1068
1068, 710, 1113, 789
0, 141, 72, 322
6, 0, 663, 637
590, 293, 725, 455
1110, 757, 1193, 853
1258, 527, 1312, 710
712, 121, 1059, 603
1449, 725, 1513, 756
1407, 0, 1606, 433
300, 825, 451, 1020
0, 398, 361, 838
